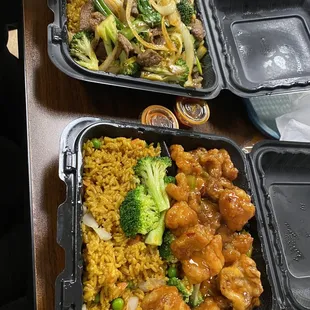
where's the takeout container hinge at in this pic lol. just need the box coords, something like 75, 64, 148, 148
64, 150, 76, 173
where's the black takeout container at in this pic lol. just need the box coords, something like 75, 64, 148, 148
48, 0, 310, 99
56, 117, 310, 310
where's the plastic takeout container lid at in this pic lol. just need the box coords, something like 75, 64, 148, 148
204, 0, 310, 97
55, 117, 310, 310
48, 0, 310, 99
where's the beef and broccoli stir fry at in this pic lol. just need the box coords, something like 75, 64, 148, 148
67, 0, 208, 88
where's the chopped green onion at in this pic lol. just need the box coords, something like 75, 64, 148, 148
127, 281, 135, 289
196, 56, 202, 75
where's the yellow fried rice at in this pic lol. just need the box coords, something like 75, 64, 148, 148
67, 0, 88, 33
82, 137, 166, 310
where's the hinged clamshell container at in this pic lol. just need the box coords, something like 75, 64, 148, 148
48, 0, 310, 98
56, 117, 310, 310
206, 0, 310, 97
47, 0, 221, 99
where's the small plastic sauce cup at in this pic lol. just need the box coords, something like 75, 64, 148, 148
175, 97, 210, 127
141, 105, 179, 129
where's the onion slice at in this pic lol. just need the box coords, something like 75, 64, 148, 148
161, 17, 177, 51
102, 0, 126, 23
167, 10, 181, 27
138, 278, 166, 292
126, 0, 168, 51
104, 0, 119, 16
126, 296, 139, 310
150, 0, 176, 16
180, 23, 194, 84
99, 42, 119, 71
82, 212, 112, 240
171, 33, 183, 60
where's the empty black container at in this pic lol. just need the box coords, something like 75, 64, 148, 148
56, 117, 310, 310
207, 0, 310, 97
48, 0, 310, 98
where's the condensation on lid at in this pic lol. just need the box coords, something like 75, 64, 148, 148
141, 105, 179, 129
175, 97, 210, 127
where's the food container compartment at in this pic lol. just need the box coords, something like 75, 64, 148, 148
48, 0, 310, 99
47, 0, 220, 99
56, 117, 310, 310
249, 141, 310, 309
206, 0, 310, 96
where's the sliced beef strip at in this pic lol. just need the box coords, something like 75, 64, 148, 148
79, 0, 94, 31
193, 71, 200, 79
150, 28, 165, 45
118, 33, 134, 56
89, 12, 106, 31
123, 0, 139, 17
131, 0, 139, 17
115, 44, 123, 60
190, 18, 205, 42
137, 49, 162, 67
150, 28, 162, 37
153, 36, 165, 45
95, 41, 107, 60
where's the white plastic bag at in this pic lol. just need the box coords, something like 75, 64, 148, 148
276, 93, 310, 142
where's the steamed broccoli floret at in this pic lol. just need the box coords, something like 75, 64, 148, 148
96, 15, 118, 55
145, 210, 166, 246
137, 0, 161, 27
134, 156, 172, 212
120, 185, 160, 238
189, 283, 204, 307
121, 57, 140, 76
175, 58, 188, 67
134, 156, 172, 246
164, 176, 176, 185
167, 277, 193, 303
159, 230, 178, 263
69, 31, 99, 70
177, 0, 195, 26
141, 59, 189, 86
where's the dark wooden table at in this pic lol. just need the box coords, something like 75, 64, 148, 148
23, 0, 264, 309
